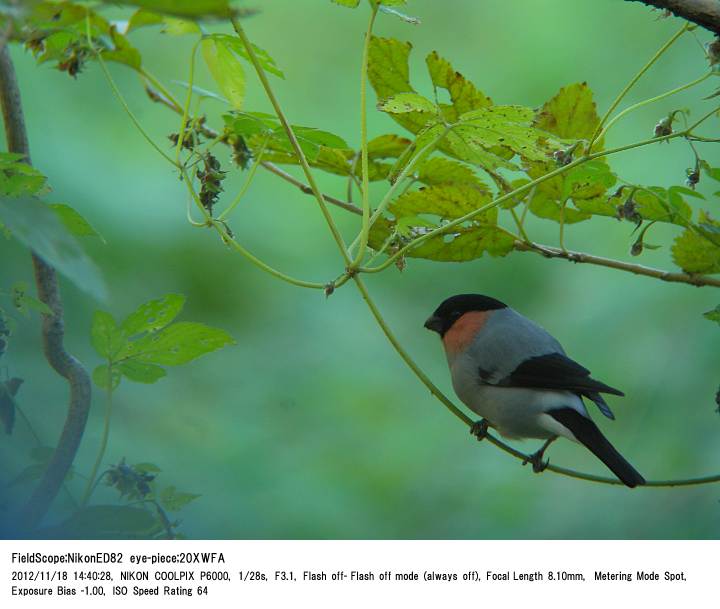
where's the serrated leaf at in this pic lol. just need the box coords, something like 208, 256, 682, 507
390, 184, 492, 220
120, 322, 234, 365
49, 204, 101, 239
672, 212, 720, 274
160, 485, 201, 511
93, 364, 122, 390
367, 134, 412, 159
426, 51, 492, 121
91, 311, 126, 359
378, 92, 436, 114
0, 196, 106, 300
417, 157, 483, 186
704, 305, 720, 325
202, 37, 245, 110
458, 106, 556, 162
126, 9, 201, 35
535, 82, 601, 142
121, 294, 186, 337
209, 34, 284, 78
368, 36, 429, 134
118, 360, 167, 384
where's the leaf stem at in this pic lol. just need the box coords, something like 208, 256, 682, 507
597, 71, 712, 141
81, 367, 114, 506
351, 4, 379, 268
588, 22, 689, 151
175, 39, 202, 165
231, 18, 351, 264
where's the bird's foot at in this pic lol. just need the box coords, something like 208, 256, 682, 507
522, 450, 549, 474
470, 419, 489, 442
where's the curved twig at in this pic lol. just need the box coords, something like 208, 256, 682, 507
0, 46, 92, 530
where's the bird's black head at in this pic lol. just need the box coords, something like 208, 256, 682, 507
424, 294, 507, 336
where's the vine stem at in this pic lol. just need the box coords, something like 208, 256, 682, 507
351, 4, 379, 268
81, 368, 114, 506
588, 22, 689, 151
231, 18, 352, 265
0, 46, 92, 530
217, 134, 268, 221
597, 71, 712, 142
174, 39, 202, 165
360, 106, 719, 274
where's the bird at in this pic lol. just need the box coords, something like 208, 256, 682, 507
424, 293, 645, 488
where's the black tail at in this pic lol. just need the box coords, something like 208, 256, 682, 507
549, 408, 645, 488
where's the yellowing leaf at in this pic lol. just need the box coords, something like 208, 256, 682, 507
417, 157, 486, 187
426, 51, 492, 120
377, 92, 436, 114
390, 184, 492, 220
535, 82, 600, 142
672, 212, 720, 274
202, 37, 245, 110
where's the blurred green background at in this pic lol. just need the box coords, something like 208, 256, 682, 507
2, 0, 720, 539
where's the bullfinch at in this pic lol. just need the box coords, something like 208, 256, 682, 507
424, 294, 645, 488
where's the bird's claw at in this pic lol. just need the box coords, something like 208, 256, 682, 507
523, 451, 549, 474
470, 419, 489, 441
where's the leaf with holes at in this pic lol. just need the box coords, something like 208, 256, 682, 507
390, 184, 492, 220
426, 51, 492, 122
378, 92, 436, 114
121, 294, 186, 337
118, 360, 167, 384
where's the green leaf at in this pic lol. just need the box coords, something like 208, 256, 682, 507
121, 293, 186, 336
160, 485, 201, 512
9, 445, 74, 487
0, 157, 48, 198
46, 505, 158, 539
0, 196, 106, 301
102, 27, 142, 69
332, 0, 361, 6
93, 364, 122, 390
209, 34, 284, 78
458, 106, 557, 162
426, 51, 492, 121
367, 134, 412, 159
417, 157, 483, 187
390, 184, 492, 220
118, 360, 167, 384
704, 305, 720, 325
102, 0, 235, 18
202, 37, 245, 110
126, 9, 201, 35
134, 462, 162, 473
534, 82, 601, 142
672, 212, 720, 274
91, 311, 126, 359
368, 36, 430, 134
120, 322, 235, 365
49, 204, 101, 239
377, 92, 437, 114
529, 192, 591, 224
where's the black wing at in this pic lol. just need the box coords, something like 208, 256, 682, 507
495, 352, 623, 420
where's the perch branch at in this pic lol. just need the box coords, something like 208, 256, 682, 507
515, 241, 720, 288
626, 0, 720, 34
0, 46, 91, 530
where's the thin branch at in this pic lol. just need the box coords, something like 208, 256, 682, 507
260, 161, 363, 215
515, 241, 720, 288
626, 0, 720, 34
0, 46, 91, 530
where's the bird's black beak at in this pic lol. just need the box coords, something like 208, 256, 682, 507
424, 314, 444, 334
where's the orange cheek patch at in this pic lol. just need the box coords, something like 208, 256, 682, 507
442, 311, 491, 357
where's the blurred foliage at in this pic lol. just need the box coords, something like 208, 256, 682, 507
0, 0, 719, 539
